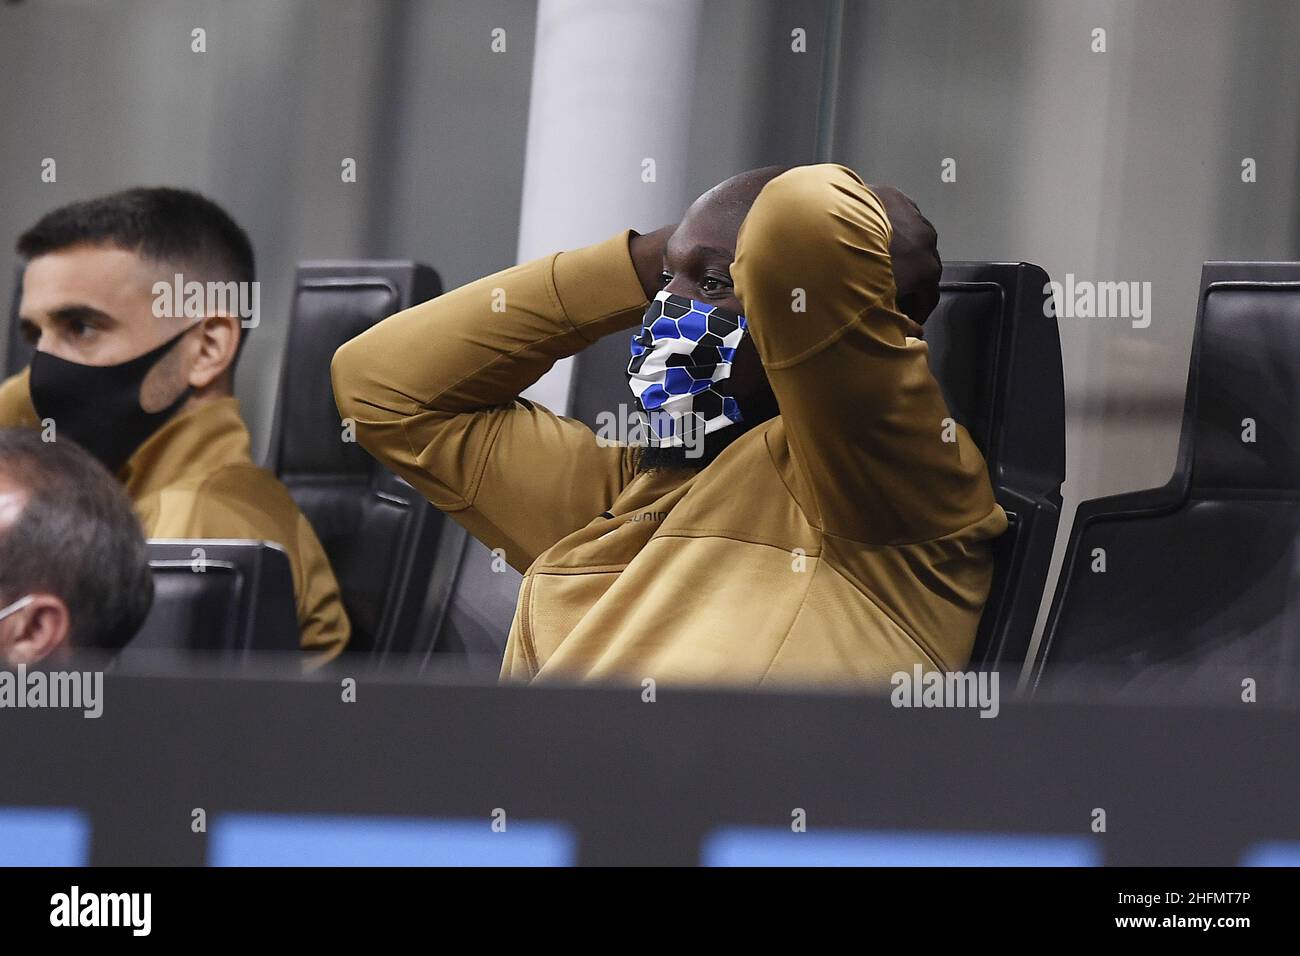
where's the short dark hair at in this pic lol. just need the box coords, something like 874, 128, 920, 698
17, 186, 256, 362
0, 427, 154, 651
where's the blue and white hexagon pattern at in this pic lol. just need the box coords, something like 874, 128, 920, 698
627, 290, 748, 447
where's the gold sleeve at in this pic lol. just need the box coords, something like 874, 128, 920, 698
331, 231, 651, 570
732, 164, 999, 545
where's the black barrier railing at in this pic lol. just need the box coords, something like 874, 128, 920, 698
2, 667, 1298, 866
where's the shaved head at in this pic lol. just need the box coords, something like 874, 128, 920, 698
680, 165, 791, 245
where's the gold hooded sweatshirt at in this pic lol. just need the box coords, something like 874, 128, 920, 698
332, 163, 1006, 688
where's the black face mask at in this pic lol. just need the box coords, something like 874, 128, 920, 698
28, 326, 194, 474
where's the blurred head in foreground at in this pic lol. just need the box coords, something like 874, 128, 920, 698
0, 427, 153, 665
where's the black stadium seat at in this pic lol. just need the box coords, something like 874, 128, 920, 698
270, 261, 446, 659
924, 262, 1065, 669
121, 540, 300, 659
5, 264, 31, 377
1033, 262, 1300, 686
425, 527, 524, 670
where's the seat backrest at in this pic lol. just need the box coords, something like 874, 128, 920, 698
1186, 266, 1300, 493
1035, 262, 1300, 684
270, 261, 446, 659
123, 540, 300, 658
923, 262, 1065, 669
5, 264, 31, 377
425, 530, 521, 668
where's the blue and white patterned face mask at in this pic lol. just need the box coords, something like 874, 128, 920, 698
627, 291, 748, 448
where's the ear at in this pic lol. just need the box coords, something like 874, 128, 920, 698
187, 314, 242, 391
3, 594, 72, 666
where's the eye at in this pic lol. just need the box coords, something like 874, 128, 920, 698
69, 318, 95, 339
18, 320, 40, 346
658, 271, 672, 288
700, 275, 732, 295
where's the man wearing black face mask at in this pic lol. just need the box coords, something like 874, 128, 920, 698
333, 164, 1005, 687
0, 187, 349, 664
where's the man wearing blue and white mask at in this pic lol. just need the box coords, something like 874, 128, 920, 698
334, 164, 1006, 688
626, 290, 749, 458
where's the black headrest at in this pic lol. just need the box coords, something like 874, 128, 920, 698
1187, 264, 1300, 493
924, 262, 1065, 499
126, 540, 300, 653
270, 262, 441, 480
5, 264, 31, 377
924, 282, 1000, 457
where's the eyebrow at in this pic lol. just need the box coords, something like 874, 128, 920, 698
663, 244, 736, 269
693, 245, 735, 259
20, 304, 117, 326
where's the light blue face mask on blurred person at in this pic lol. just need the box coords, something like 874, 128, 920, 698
0, 594, 34, 624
